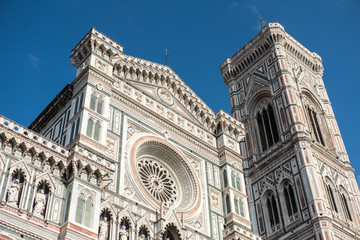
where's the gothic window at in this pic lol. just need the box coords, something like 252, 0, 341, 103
223, 169, 228, 188
225, 194, 231, 214
339, 192, 352, 222
256, 104, 279, 152
305, 104, 325, 146
236, 174, 241, 191
74, 92, 84, 115
6, 170, 25, 207
32, 182, 50, 217
231, 171, 236, 188
76, 192, 93, 228
90, 93, 104, 115
266, 193, 280, 228
86, 118, 101, 141
239, 198, 244, 217
234, 197, 239, 214
326, 184, 338, 213
283, 182, 298, 218
234, 196, 245, 217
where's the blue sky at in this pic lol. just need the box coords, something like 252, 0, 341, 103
0, 0, 359, 182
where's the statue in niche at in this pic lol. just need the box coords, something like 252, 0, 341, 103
7, 179, 20, 205
138, 234, 146, 240
33, 189, 46, 216
119, 225, 129, 240
98, 217, 108, 240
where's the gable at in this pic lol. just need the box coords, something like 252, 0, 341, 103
125, 80, 203, 125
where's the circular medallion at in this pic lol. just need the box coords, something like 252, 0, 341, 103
157, 88, 174, 106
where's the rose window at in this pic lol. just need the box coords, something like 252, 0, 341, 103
137, 159, 177, 205
130, 139, 201, 212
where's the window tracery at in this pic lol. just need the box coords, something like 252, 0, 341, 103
339, 190, 352, 222
282, 181, 298, 220
76, 189, 94, 228
264, 192, 280, 230
255, 100, 279, 152
90, 92, 104, 114
303, 97, 325, 146
137, 158, 177, 205
325, 181, 338, 213
86, 118, 101, 141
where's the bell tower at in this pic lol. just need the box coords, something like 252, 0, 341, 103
221, 23, 360, 239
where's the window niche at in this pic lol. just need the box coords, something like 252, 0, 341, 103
303, 97, 326, 146
281, 181, 299, 223
86, 117, 102, 141
339, 188, 352, 222
263, 191, 281, 232
76, 189, 94, 228
90, 92, 104, 115
254, 100, 280, 152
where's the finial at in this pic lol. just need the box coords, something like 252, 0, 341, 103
165, 49, 168, 65
260, 17, 264, 29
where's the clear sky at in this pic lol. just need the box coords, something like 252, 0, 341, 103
0, 0, 359, 182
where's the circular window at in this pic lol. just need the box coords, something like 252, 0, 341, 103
137, 158, 178, 205
129, 137, 201, 213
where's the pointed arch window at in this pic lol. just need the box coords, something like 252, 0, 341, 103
76, 193, 94, 227
256, 104, 279, 152
283, 182, 298, 217
236, 174, 241, 191
266, 194, 280, 227
90, 93, 104, 115
225, 194, 231, 214
86, 118, 102, 141
305, 105, 325, 146
340, 192, 352, 222
326, 184, 338, 213
223, 169, 228, 188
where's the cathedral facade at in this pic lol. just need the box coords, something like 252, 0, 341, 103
0, 23, 359, 240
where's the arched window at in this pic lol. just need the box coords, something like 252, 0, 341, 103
90, 93, 104, 115
256, 104, 279, 152
266, 194, 280, 227
340, 192, 352, 222
236, 175, 241, 191
239, 198, 244, 217
86, 118, 101, 141
283, 182, 298, 217
97, 98, 103, 114
305, 104, 325, 146
76, 191, 93, 227
231, 171, 236, 188
234, 197, 239, 214
86, 118, 94, 137
225, 194, 231, 214
326, 184, 338, 213
94, 122, 101, 141
223, 169, 228, 188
